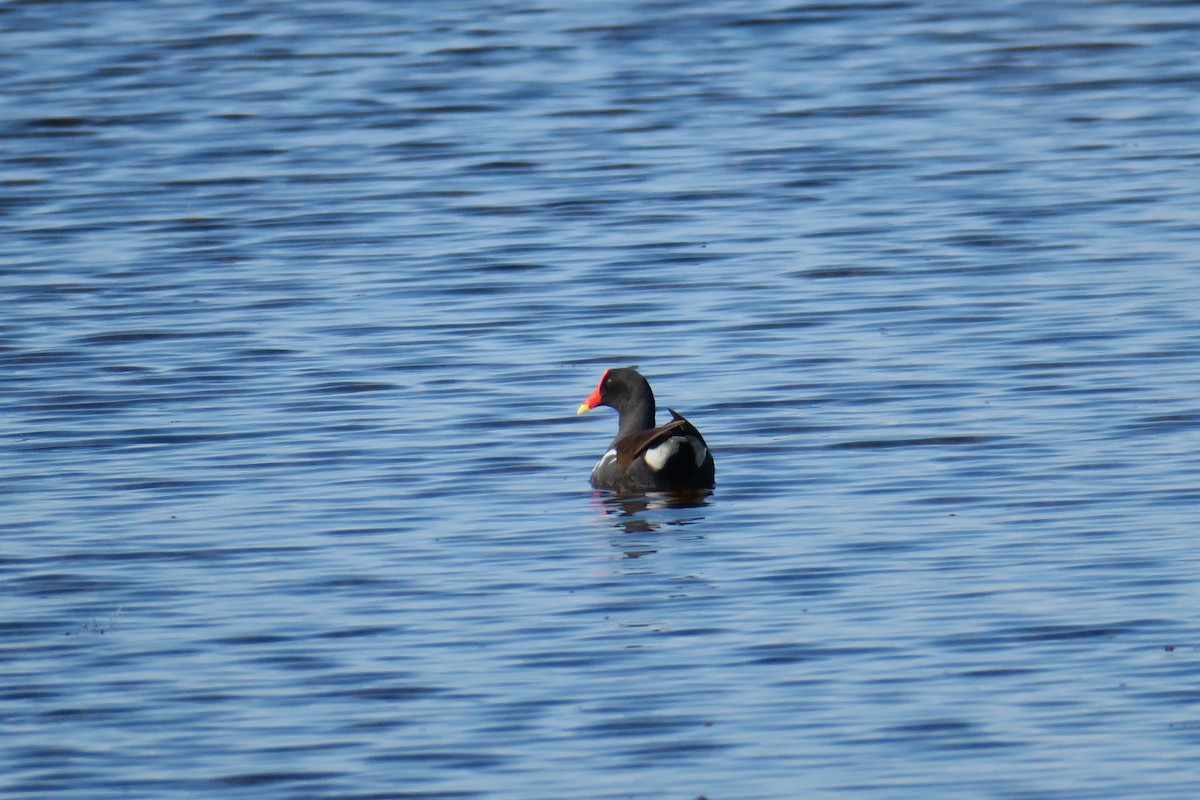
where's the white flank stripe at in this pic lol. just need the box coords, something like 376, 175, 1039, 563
594, 448, 617, 472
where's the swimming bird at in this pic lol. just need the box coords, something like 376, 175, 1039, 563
577, 367, 715, 493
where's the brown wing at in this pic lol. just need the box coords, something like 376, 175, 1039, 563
615, 411, 707, 471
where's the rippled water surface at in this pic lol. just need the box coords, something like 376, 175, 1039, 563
5, 2, 1200, 798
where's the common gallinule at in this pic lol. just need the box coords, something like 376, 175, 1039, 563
577, 367, 715, 493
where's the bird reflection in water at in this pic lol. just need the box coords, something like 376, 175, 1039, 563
593, 490, 711, 556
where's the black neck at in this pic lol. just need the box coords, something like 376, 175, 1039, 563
614, 390, 656, 442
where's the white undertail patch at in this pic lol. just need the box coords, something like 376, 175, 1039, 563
644, 438, 682, 471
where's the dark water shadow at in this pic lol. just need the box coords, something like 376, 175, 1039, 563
590, 490, 713, 550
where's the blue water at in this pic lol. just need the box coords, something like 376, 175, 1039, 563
4, 2, 1200, 798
